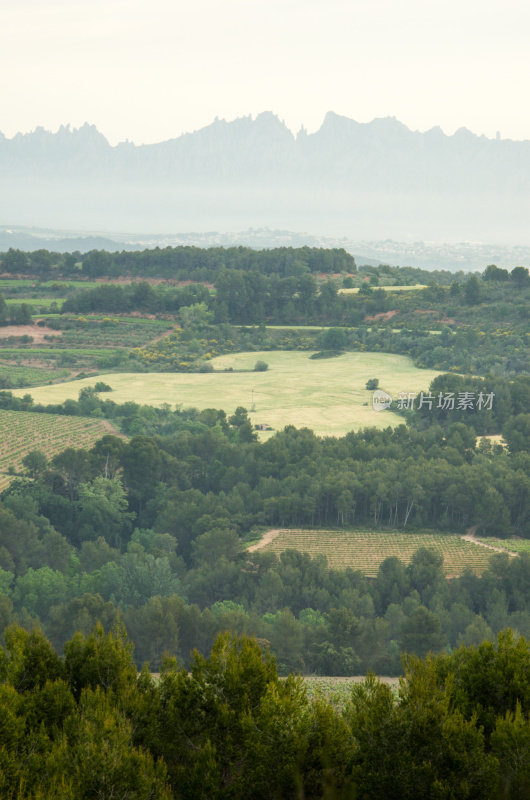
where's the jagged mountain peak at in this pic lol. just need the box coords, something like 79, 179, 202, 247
1, 112, 530, 242
452, 126, 479, 140
6, 122, 109, 147
319, 110, 360, 131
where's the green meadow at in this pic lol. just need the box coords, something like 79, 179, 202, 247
14, 351, 441, 437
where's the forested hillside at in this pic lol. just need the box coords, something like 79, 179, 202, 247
0, 244, 528, 796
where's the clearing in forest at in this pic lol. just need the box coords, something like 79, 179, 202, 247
13, 351, 442, 437
248, 528, 501, 576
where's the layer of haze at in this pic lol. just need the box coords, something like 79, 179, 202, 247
2, 0, 530, 144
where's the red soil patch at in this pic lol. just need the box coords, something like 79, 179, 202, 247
175, 279, 215, 290
0, 273, 39, 280
317, 272, 347, 280
0, 324, 62, 343
364, 310, 400, 322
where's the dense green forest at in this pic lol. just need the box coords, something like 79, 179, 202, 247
0, 626, 528, 799
0, 244, 357, 280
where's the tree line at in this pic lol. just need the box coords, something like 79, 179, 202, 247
0, 294, 32, 326
0, 624, 528, 799
0, 245, 356, 280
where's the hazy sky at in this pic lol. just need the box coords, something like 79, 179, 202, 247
2, 0, 530, 145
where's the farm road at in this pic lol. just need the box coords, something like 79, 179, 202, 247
461, 531, 518, 557
248, 529, 281, 552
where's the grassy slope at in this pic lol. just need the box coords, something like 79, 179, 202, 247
13, 351, 442, 437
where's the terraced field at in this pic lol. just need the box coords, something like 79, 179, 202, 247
0, 315, 173, 373
250, 529, 499, 576
4, 297, 66, 308
0, 409, 118, 491
0, 363, 70, 387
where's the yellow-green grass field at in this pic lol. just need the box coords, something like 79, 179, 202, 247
0, 409, 119, 492
250, 529, 501, 577
13, 351, 442, 438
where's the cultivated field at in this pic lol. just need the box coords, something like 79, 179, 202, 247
476, 537, 530, 555
249, 529, 499, 576
0, 324, 63, 343
4, 297, 66, 308
303, 676, 400, 704
0, 315, 173, 376
0, 364, 70, 387
13, 351, 442, 437
0, 409, 118, 492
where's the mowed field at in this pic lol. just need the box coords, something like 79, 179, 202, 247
14, 351, 442, 437
0, 409, 118, 492
249, 529, 501, 576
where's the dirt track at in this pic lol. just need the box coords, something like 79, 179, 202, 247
461, 531, 518, 557
247, 529, 282, 552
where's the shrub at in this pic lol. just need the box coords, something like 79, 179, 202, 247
254, 360, 269, 372
310, 350, 342, 359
